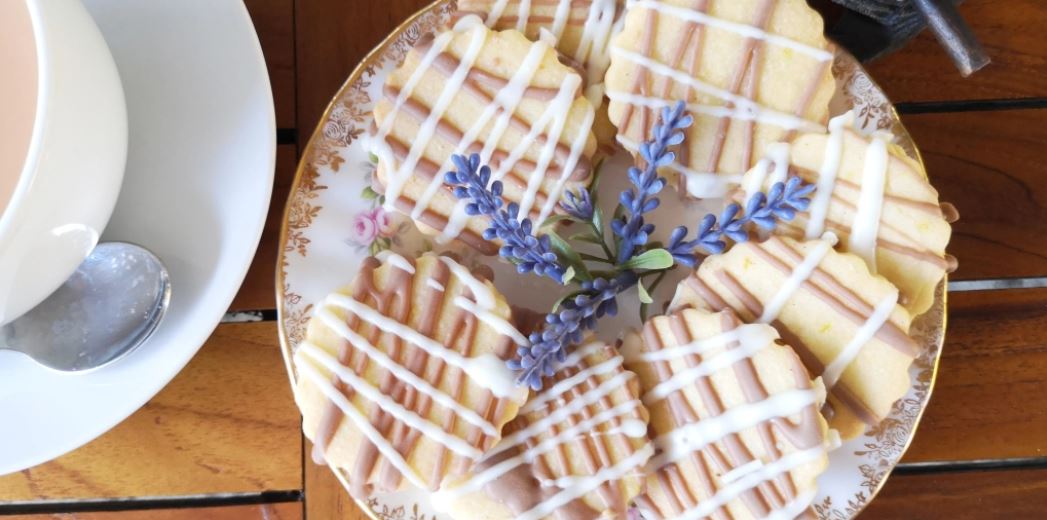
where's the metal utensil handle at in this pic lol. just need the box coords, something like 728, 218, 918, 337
911, 0, 991, 76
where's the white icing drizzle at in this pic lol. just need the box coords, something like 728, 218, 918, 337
574, 0, 620, 107
492, 371, 636, 458
372, 14, 594, 248
742, 142, 792, 204
848, 133, 889, 272
804, 112, 851, 239
296, 359, 429, 489
401, 19, 488, 215
609, 93, 821, 139
421, 29, 548, 237
821, 291, 899, 389
535, 105, 596, 226
434, 399, 643, 501
453, 296, 529, 346
625, 0, 834, 62
719, 459, 764, 485
757, 234, 837, 324
481, 0, 619, 109
486, 0, 512, 27
431, 41, 593, 245
373, 30, 455, 206
522, 343, 624, 413
649, 389, 817, 469
515, 0, 532, 31
643, 328, 778, 403
306, 314, 499, 437
375, 250, 415, 274
549, 0, 572, 40
516, 444, 655, 520
296, 342, 483, 458
324, 293, 518, 398
408, 19, 491, 223
439, 256, 495, 308
672, 448, 823, 520
630, 324, 776, 364
607, 48, 821, 140
426, 278, 445, 292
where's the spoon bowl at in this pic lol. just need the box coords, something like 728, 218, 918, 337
0, 242, 170, 372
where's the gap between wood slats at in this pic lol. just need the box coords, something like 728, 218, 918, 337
0, 491, 302, 516
896, 456, 1047, 476
897, 97, 1047, 114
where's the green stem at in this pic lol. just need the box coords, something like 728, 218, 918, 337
639, 270, 669, 322
647, 270, 669, 292
579, 253, 616, 265
590, 221, 614, 260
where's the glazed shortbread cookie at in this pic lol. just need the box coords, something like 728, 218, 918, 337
605, 0, 836, 197
455, 0, 626, 148
455, 0, 624, 105
622, 308, 829, 520
733, 111, 956, 316
371, 16, 598, 254
293, 253, 530, 497
671, 235, 919, 438
435, 340, 652, 520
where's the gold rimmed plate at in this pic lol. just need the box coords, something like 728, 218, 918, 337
276, 2, 946, 518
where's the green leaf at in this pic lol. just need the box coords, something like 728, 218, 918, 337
569, 232, 605, 245
592, 206, 605, 236
541, 214, 574, 229
546, 231, 592, 283
361, 186, 379, 200
637, 283, 653, 304
563, 266, 576, 284
368, 152, 379, 164
621, 248, 674, 271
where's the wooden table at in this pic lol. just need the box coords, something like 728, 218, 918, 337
2, 1, 1046, 518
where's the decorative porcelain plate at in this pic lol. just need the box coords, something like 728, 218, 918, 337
277, 1, 945, 518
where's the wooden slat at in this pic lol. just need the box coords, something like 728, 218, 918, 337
231, 144, 298, 311
904, 109, 1047, 280
902, 288, 1047, 463
861, 467, 1047, 518
0, 323, 301, 501
4, 503, 301, 520
244, 0, 296, 129
866, 0, 1047, 103
304, 442, 369, 520
295, 0, 432, 140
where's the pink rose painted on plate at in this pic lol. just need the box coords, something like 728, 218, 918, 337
349, 207, 394, 245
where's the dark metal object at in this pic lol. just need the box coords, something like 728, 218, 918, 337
813, 0, 990, 75
911, 0, 990, 76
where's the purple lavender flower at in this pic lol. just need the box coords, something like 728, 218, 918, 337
668, 176, 816, 266
444, 153, 565, 283
612, 101, 693, 265
509, 272, 636, 390
561, 188, 595, 221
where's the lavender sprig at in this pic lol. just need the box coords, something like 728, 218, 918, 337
445, 154, 565, 284
508, 272, 635, 389
612, 102, 694, 265
561, 187, 595, 221
668, 176, 816, 267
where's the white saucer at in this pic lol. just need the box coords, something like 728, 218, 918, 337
0, 0, 275, 474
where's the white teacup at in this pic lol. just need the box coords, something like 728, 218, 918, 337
0, 0, 128, 326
